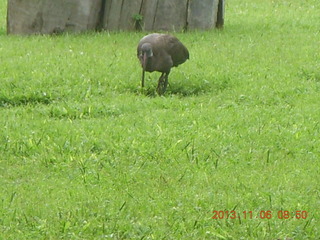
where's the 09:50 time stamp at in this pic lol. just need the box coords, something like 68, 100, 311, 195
212, 210, 309, 220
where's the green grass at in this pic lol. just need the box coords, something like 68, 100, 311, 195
1, 0, 320, 239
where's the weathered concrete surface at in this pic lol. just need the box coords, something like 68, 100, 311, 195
188, 0, 219, 30
107, 0, 220, 31
103, 0, 143, 31
119, 0, 143, 30
139, 0, 158, 31
7, 0, 103, 34
103, 0, 122, 31
146, 0, 188, 31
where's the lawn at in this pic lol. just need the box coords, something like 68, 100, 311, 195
0, 0, 319, 239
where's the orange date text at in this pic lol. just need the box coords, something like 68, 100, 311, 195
211, 210, 308, 220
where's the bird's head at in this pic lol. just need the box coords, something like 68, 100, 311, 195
140, 43, 153, 69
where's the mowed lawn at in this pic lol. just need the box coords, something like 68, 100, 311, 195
0, 0, 319, 239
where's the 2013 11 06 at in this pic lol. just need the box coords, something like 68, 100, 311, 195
212, 210, 308, 219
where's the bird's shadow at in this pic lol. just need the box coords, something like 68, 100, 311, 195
130, 84, 212, 98
128, 74, 231, 97
138, 87, 158, 97
166, 84, 211, 97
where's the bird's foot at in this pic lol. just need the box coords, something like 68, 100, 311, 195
157, 80, 165, 95
157, 74, 168, 95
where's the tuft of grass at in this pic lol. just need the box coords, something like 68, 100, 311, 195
0, 94, 52, 107
133, 13, 143, 31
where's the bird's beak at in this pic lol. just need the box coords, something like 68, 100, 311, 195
142, 52, 147, 88
143, 52, 147, 70
142, 68, 145, 88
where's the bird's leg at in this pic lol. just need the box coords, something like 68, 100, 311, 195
157, 73, 165, 95
157, 72, 170, 95
141, 69, 145, 88
162, 72, 170, 93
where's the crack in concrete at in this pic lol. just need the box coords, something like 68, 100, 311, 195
185, 0, 190, 31
216, 0, 224, 28
119, 0, 125, 29
96, 0, 106, 30
152, 0, 159, 30
139, 0, 144, 15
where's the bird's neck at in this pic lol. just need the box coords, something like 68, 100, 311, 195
145, 57, 153, 71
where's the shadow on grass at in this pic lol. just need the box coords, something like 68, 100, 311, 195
126, 85, 210, 97
48, 103, 123, 120
166, 83, 214, 97
0, 95, 52, 108
128, 76, 232, 97
299, 69, 320, 82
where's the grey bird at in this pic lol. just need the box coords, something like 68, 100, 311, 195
137, 33, 189, 95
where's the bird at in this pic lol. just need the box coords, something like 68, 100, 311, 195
137, 33, 189, 95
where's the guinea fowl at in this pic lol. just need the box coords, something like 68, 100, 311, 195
137, 33, 189, 95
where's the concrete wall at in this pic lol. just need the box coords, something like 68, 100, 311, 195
7, 0, 224, 34
7, 0, 103, 34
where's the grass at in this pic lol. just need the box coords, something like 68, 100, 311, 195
0, 0, 320, 239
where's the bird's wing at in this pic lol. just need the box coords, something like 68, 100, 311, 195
163, 35, 189, 67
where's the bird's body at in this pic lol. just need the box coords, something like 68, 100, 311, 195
137, 33, 189, 95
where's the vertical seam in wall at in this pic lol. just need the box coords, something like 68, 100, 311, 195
216, 0, 224, 28
185, 0, 190, 31
138, 0, 144, 30
152, 0, 159, 30
139, 0, 144, 14
97, 0, 106, 30
119, 0, 125, 29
